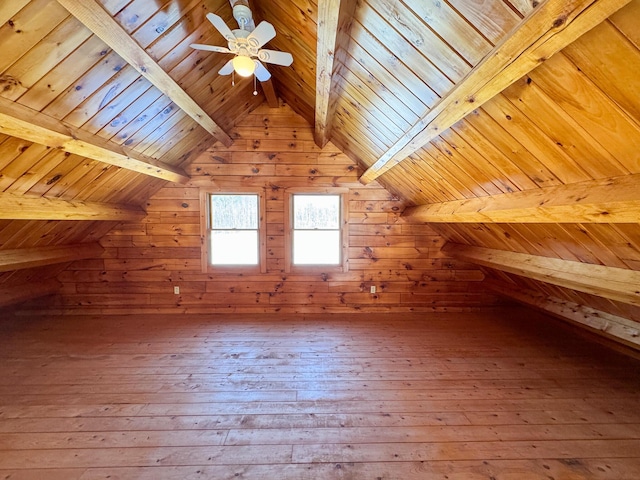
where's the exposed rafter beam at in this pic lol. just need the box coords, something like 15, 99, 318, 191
0, 278, 62, 308
0, 98, 190, 184
57, 0, 233, 147
443, 243, 640, 307
484, 280, 640, 349
403, 174, 640, 223
359, 0, 632, 184
0, 192, 146, 221
0, 243, 104, 273
315, 0, 357, 148
261, 79, 280, 108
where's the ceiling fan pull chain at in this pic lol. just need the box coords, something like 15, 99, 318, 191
232, 70, 235, 87
253, 74, 258, 96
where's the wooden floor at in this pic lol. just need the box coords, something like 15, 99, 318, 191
0, 308, 639, 479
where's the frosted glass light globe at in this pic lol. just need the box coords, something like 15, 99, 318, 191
233, 55, 255, 77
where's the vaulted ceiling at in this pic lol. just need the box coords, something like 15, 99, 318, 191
1, 0, 640, 344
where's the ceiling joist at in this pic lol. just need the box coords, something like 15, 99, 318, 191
315, 0, 358, 148
56, 0, 233, 147
0, 192, 146, 221
359, 0, 632, 184
444, 243, 640, 307
0, 243, 104, 273
0, 97, 190, 184
402, 174, 640, 223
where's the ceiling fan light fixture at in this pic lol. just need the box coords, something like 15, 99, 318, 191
233, 55, 255, 77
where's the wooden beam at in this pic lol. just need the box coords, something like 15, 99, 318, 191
314, 0, 357, 148
359, 0, 632, 184
57, 0, 233, 147
443, 243, 640, 307
0, 278, 62, 308
0, 97, 190, 184
484, 279, 640, 349
0, 192, 146, 221
402, 174, 640, 223
261, 79, 279, 108
0, 243, 104, 273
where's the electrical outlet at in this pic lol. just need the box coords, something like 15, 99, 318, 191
174, 286, 180, 295
370, 285, 376, 294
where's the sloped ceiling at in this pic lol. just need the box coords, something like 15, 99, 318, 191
1, 0, 640, 342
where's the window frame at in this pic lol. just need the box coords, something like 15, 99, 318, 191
199, 188, 266, 273
284, 187, 349, 273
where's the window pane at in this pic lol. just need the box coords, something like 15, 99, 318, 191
293, 195, 340, 229
210, 195, 258, 229
293, 230, 340, 264
211, 231, 258, 265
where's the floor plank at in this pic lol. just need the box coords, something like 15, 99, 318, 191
0, 307, 639, 479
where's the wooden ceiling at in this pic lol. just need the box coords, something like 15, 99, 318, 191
1, 0, 640, 345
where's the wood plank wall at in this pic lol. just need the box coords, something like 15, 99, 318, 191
32, 105, 497, 315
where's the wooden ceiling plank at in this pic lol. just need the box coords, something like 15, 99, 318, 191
0, 0, 69, 73
440, 127, 522, 195
340, 68, 412, 132
1, 16, 93, 102
444, 242, 640, 306
530, 52, 640, 173
0, 97, 190, 184
403, 173, 640, 224
0, 242, 104, 272
359, 0, 633, 184
61, 65, 142, 128
7, 149, 68, 195
446, 0, 522, 43
0, 0, 31, 26
354, 9, 450, 100
56, 0, 233, 147
371, 0, 471, 82
315, 0, 358, 148
464, 108, 561, 189
483, 93, 591, 185
347, 40, 426, 120
0, 143, 51, 192
336, 79, 406, 144
0, 192, 145, 221
402, 0, 493, 66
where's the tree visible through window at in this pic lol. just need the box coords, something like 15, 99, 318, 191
209, 194, 259, 265
292, 194, 341, 265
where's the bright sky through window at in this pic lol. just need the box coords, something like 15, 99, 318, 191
292, 194, 341, 265
209, 194, 259, 265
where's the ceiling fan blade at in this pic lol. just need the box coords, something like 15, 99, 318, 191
218, 59, 234, 76
257, 49, 293, 67
247, 21, 276, 48
190, 44, 231, 54
254, 61, 271, 82
206, 13, 235, 41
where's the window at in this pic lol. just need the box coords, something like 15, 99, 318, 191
200, 190, 265, 272
285, 189, 348, 272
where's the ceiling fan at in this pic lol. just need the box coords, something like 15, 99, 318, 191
190, 4, 293, 82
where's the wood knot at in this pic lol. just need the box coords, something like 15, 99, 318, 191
553, 16, 566, 28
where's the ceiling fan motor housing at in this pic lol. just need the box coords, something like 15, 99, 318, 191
230, 30, 260, 57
